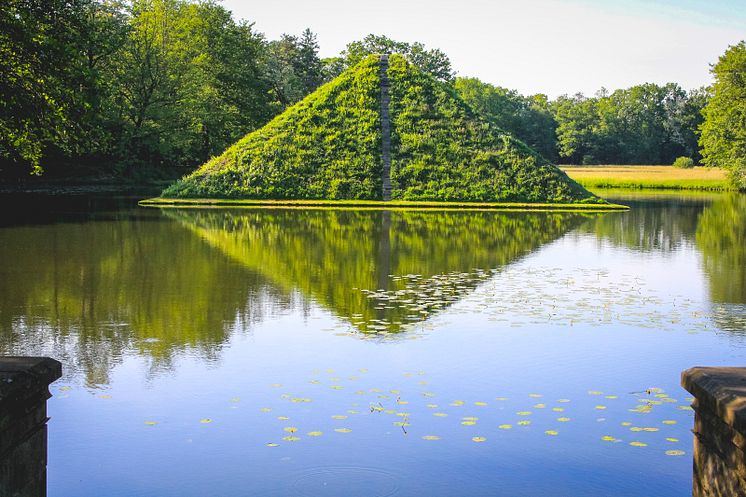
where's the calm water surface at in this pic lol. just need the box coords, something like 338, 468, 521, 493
1, 192, 745, 496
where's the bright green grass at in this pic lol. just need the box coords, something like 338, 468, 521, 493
140, 198, 628, 211
561, 165, 733, 191
576, 178, 730, 190
588, 188, 727, 202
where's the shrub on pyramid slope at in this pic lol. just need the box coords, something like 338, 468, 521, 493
387, 54, 595, 202
162, 56, 382, 199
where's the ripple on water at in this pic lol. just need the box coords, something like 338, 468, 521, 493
290, 466, 400, 497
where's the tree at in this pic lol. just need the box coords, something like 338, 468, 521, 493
113, 0, 273, 173
700, 41, 746, 189
68, 0, 130, 167
552, 94, 600, 164
340, 34, 454, 82
551, 84, 708, 165
321, 57, 345, 83
0, 0, 89, 175
264, 29, 323, 108
455, 77, 557, 161
673, 86, 709, 162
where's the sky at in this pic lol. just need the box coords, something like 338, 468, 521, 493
222, 0, 746, 98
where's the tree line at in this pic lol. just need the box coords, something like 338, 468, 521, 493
457, 80, 708, 167
1, 0, 744, 188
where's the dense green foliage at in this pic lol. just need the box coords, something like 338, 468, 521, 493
328, 34, 455, 82
164, 55, 598, 203
116, 0, 276, 174
0, 0, 126, 174
455, 78, 707, 166
673, 157, 695, 169
162, 56, 382, 199
455, 78, 558, 161
700, 42, 746, 190
0, 0, 324, 178
387, 55, 597, 203
265, 29, 324, 107
552, 85, 707, 166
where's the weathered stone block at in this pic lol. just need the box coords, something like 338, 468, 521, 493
682, 366, 746, 497
0, 357, 62, 497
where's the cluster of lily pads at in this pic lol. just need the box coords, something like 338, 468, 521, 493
56, 363, 694, 460
222, 368, 695, 456
345, 265, 740, 335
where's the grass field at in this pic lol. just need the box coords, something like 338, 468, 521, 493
560, 165, 733, 191
140, 198, 628, 211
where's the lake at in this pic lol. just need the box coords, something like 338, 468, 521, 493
1, 191, 745, 496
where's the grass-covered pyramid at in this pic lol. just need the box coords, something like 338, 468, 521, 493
162, 54, 599, 203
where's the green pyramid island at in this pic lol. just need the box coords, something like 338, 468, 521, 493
158, 54, 606, 205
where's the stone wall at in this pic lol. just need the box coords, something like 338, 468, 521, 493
0, 357, 62, 497
682, 366, 746, 497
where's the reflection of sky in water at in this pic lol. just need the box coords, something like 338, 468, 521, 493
0, 192, 744, 496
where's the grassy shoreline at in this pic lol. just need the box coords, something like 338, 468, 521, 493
560, 165, 734, 191
140, 197, 628, 211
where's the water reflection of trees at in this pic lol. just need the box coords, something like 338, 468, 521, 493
168, 208, 588, 332
696, 194, 746, 332
582, 193, 746, 333
0, 212, 295, 385
0, 206, 591, 383
580, 195, 708, 253
696, 194, 746, 303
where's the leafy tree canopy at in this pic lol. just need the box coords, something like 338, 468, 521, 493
455, 77, 558, 161
700, 41, 746, 189
337, 34, 455, 82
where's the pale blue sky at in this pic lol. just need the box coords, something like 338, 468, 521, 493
222, 0, 745, 97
